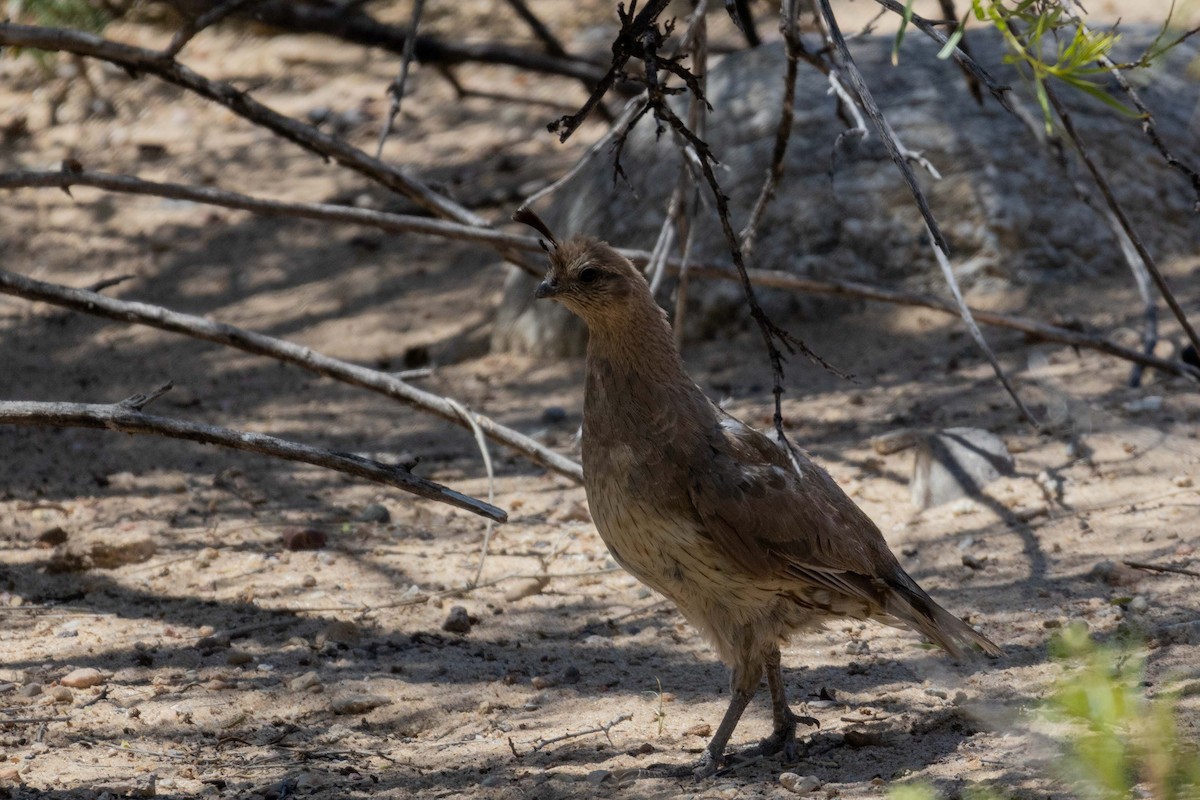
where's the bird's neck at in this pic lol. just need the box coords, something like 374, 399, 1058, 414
584, 297, 690, 386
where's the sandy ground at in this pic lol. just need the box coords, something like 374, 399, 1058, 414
1, 2, 1199, 799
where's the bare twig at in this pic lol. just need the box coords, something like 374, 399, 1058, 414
0, 392, 507, 521
0, 23, 485, 227
443, 397, 497, 588
0, 168, 543, 278
741, 0, 802, 256
1043, 82, 1200, 358
162, 0, 264, 58
374, 0, 426, 158
814, 0, 1037, 426
513, 713, 634, 756
673, 263, 1200, 382
503, 0, 569, 58
6, 171, 1193, 383
548, 0, 672, 142
0, 269, 585, 483
1123, 560, 1200, 579
0, 716, 72, 725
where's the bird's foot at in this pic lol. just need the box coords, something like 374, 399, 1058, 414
691, 749, 721, 780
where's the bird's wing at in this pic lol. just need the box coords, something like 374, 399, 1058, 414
685, 409, 1001, 657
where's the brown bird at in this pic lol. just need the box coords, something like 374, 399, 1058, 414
517, 210, 1001, 777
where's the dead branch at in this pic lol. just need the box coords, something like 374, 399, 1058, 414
814, 0, 1038, 426
1043, 83, 1200, 359
5, 171, 1194, 383
237, 0, 605, 84
374, 0, 425, 158
0, 389, 506, 522
0, 168, 543, 278
740, 0, 802, 255
673, 264, 1200, 382
0, 23, 484, 227
548, 0, 672, 142
0, 270, 585, 484
1123, 560, 1200, 579
512, 713, 634, 757
163, 0, 266, 58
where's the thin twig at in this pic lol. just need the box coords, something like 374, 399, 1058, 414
162, 0, 265, 58
740, 0, 802, 256
1123, 560, 1200, 579
503, 0, 569, 58
444, 397, 497, 588
815, 0, 1037, 426
1043, 82, 1200, 358
374, 0, 426, 158
0, 716, 71, 724
0, 168, 542, 277
547, 0, 672, 142
0, 392, 506, 521
514, 713, 634, 756
0, 269, 584, 483
6, 171, 1194, 382
0, 23, 486, 227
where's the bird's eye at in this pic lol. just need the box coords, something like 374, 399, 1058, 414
578, 266, 600, 284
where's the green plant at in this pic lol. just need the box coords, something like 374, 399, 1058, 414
1047, 623, 1200, 800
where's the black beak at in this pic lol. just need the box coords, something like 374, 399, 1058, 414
534, 280, 558, 299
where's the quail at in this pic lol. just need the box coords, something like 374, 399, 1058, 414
516, 209, 1001, 777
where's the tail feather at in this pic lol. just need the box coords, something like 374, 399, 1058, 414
884, 574, 1002, 659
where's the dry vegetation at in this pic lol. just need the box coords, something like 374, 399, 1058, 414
0, 2, 1198, 799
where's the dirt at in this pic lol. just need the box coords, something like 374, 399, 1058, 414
1, 3, 1199, 799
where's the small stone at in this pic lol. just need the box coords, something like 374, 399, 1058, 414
584, 770, 612, 785
780, 773, 822, 793
541, 406, 568, 425
1130, 596, 1149, 613
504, 577, 549, 602
18, 683, 42, 698
923, 687, 948, 699
531, 676, 552, 690
1123, 396, 1163, 414
357, 504, 390, 523
281, 527, 327, 551
442, 605, 472, 634
36, 527, 68, 548
1172, 474, 1193, 488
961, 554, 987, 570
226, 650, 253, 666
288, 671, 323, 692
60, 668, 103, 689
684, 722, 712, 737
301, 574, 317, 588
331, 694, 390, 715
560, 665, 581, 685
316, 620, 361, 647
49, 686, 73, 704
1088, 560, 1140, 586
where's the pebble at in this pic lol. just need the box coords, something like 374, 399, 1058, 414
1088, 560, 1140, 587
281, 527, 327, 551
49, 686, 73, 704
287, 671, 323, 693
18, 683, 42, 698
1172, 474, 1194, 488
317, 620, 361, 647
1123, 396, 1163, 414
331, 694, 390, 715
442, 606, 472, 634
36, 526, 68, 548
541, 406, 568, 425
226, 650, 254, 666
357, 504, 390, 523
560, 665, 581, 685
503, 577, 549, 602
1130, 595, 1149, 613
961, 554, 987, 570
780, 773, 822, 793
60, 668, 103, 689
301, 574, 317, 588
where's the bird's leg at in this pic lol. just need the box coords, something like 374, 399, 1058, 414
693, 663, 760, 779
758, 646, 818, 762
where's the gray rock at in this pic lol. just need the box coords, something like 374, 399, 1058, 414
494, 30, 1200, 356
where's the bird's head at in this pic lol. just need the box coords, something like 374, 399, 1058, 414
513, 207, 648, 325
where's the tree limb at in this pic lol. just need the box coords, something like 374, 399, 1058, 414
0, 23, 484, 227
0, 269, 585, 484
0, 390, 507, 522
5, 166, 1193, 383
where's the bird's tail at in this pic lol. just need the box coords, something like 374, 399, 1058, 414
883, 571, 1002, 659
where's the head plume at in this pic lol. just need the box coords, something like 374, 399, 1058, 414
512, 205, 559, 252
